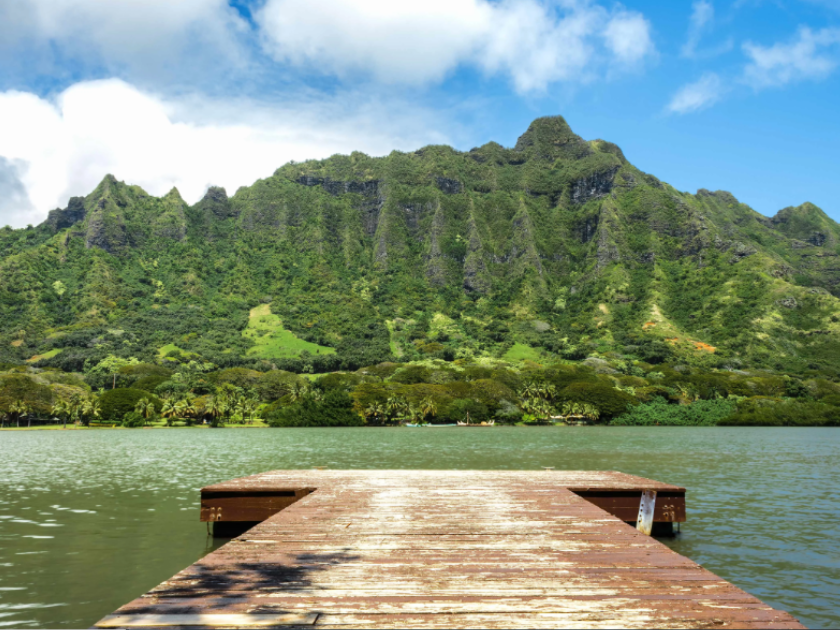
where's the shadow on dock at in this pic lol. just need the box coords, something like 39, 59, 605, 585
128, 549, 360, 615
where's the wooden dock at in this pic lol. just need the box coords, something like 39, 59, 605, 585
96, 470, 804, 629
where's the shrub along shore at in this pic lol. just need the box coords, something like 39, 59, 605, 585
1, 354, 839, 429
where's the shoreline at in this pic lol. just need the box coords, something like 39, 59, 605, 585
2, 423, 836, 431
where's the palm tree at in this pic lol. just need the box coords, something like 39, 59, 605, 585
242, 397, 259, 424
558, 402, 600, 423
181, 397, 199, 426
385, 396, 407, 423
66, 395, 82, 426
135, 398, 156, 426
537, 398, 555, 423
160, 399, 177, 427
406, 404, 423, 424
543, 384, 557, 401
419, 397, 438, 422
231, 396, 246, 424
521, 382, 539, 399
288, 383, 310, 402
520, 396, 537, 414
83, 398, 101, 426
52, 401, 68, 429
363, 403, 378, 424
207, 397, 226, 428
10, 400, 29, 427
174, 399, 190, 425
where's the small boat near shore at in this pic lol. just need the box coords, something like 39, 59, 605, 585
406, 423, 458, 427
456, 413, 495, 427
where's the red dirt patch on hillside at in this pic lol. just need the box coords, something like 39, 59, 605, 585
693, 342, 716, 353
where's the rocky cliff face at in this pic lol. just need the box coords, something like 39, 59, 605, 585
46, 196, 87, 232
2, 115, 839, 374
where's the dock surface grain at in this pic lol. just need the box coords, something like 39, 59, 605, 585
96, 470, 804, 629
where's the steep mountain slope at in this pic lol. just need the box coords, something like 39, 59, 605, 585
2, 116, 839, 376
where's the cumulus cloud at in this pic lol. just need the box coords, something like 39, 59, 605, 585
743, 27, 840, 88
682, 1, 714, 58
0, 80, 450, 229
667, 72, 723, 114
603, 11, 655, 65
0, 158, 35, 228
0, 0, 248, 79
256, 0, 655, 92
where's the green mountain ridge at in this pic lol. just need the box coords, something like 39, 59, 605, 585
2, 115, 840, 377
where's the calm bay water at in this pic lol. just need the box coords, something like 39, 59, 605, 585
0, 427, 837, 629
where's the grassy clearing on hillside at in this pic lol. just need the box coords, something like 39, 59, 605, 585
244, 304, 336, 359
26, 349, 62, 363
503, 343, 544, 362
157, 344, 197, 360
385, 320, 403, 358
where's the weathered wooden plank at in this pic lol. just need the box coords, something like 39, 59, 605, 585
95, 613, 317, 627
201, 490, 313, 523
96, 471, 802, 630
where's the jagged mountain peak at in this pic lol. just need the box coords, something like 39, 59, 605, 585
201, 186, 228, 203
4, 114, 840, 376
771, 201, 838, 246
774, 201, 830, 223
514, 116, 592, 160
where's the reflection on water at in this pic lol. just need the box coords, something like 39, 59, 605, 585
0, 427, 837, 629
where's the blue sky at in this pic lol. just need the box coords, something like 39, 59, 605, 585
1, 0, 839, 228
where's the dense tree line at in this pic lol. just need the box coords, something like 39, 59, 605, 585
3, 352, 839, 429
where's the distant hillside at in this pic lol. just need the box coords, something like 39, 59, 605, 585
2, 115, 840, 377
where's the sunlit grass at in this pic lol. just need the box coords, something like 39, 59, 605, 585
503, 343, 544, 362
244, 304, 335, 359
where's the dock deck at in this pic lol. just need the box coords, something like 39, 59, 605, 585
96, 470, 803, 629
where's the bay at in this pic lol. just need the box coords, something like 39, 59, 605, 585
0, 427, 837, 629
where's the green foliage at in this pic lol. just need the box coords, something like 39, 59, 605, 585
267, 390, 363, 427
256, 370, 306, 401
134, 375, 169, 392
611, 397, 736, 426
720, 398, 840, 426
316, 372, 367, 391
0, 373, 54, 416
121, 411, 145, 428
440, 398, 490, 423
99, 388, 162, 423
557, 381, 638, 420
85, 355, 140, 389
244, 304, 336, 359
3, 115, 840, 389
213, 368, 263, 389
503, 343, 543, 362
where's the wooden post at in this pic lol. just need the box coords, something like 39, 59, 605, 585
636, 490, 657, 536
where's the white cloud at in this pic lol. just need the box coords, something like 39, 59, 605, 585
0, 158, 35, 228
0, 80, 450, 229
603, 11, 655, 65
667, 72, 723, 114
743, 27, 840, 88
0, 0, 248, 77
682, 0, 714, 58
256, 0, 655, 92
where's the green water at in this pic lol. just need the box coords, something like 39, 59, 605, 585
0, 427, 837, 629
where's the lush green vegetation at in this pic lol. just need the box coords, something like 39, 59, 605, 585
244, 304, 336, 359
721, 398, 840, 426
611, 397, 736, 426
2, 350, 838, 428
267, 390, 363, 427
1, 116, 840, 429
